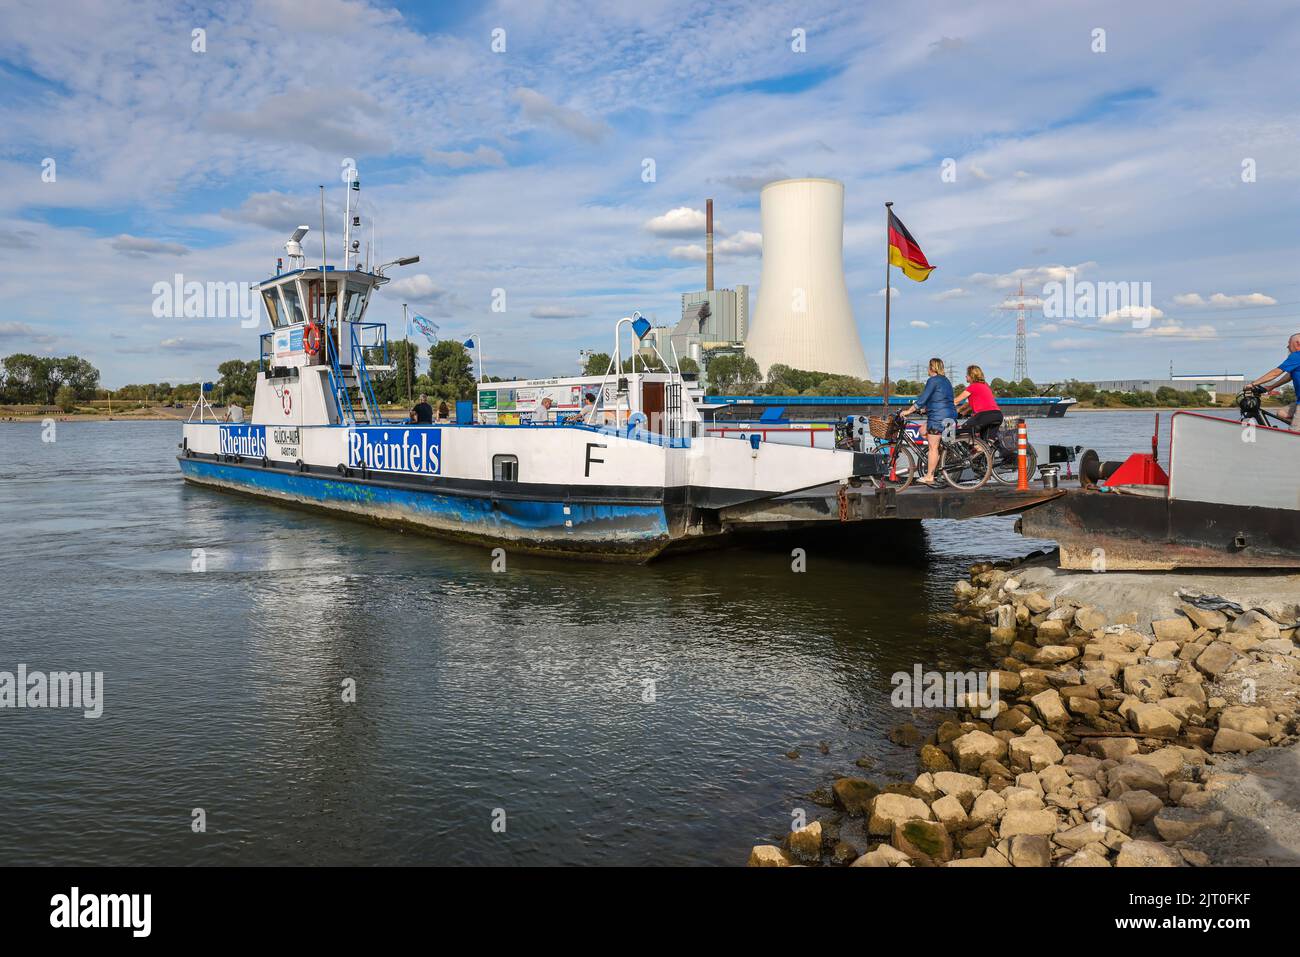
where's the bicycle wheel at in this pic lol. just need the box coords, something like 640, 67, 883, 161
992, 443, 1037, 485
940, 436, 993, 490
868, 439, 919, 491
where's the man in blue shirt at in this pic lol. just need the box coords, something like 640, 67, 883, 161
1249, 332, 1300, 428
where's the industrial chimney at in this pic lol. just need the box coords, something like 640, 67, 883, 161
745, 178, 869, 379
706, 198, 714, 292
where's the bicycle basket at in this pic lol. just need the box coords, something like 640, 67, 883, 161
868, 415, 899, 439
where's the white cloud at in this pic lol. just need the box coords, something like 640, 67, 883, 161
1172, 292, 1277, 307
385, 274, 450, 307
909, 320, 929, 328
645, 207, 708, 238
718, 231, 761, 257
206, 89, 391, 155
970, 262, 1096, 291
969, 164, 992, 181
530, 305, 589, 319
0, 321, 35, 337
1142, 321, 1218, 339
933, 287, 970, 301
109, 235, 189, 257
1099, 305, 1166, 324
220, 192, 327, 232
715, 168, 788, 192
874, 285, 901, 297
669, 230, 761, 260
513, 87, 609, 142
1047, 337, 1096, 351
929, 36, 965, 55
425, 146, 507, 169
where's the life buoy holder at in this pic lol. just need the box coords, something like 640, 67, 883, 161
304, 323, 323, 357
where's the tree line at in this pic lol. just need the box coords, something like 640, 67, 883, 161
1, 354, 100, 408
11, 347, 1285, 415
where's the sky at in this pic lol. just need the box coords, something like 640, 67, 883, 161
1, 0, 1298, 388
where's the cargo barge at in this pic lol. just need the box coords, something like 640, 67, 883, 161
1018, 409, 1300, 569
708, 394, 1074, 422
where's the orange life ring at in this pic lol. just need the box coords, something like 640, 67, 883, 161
304, 323, 323, 356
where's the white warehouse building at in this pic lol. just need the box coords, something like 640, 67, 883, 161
744, 178, 871, 380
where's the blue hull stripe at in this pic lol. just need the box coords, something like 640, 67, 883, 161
179, 457, 671, 555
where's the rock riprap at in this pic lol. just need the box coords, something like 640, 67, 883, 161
749, 558, 1300, 867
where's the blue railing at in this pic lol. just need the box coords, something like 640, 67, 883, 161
349, 322, 389, 425
324, 330, 359, 424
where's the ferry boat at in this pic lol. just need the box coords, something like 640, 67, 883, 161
178, 178, 879, 561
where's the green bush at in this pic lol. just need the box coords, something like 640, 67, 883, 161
55, 385, 77, 413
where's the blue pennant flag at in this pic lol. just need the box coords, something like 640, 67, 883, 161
631, 316, 652, 340
463, 337, 476, 349
412, 314, 438, 343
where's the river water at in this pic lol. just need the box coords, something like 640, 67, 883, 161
0, 410, 1229, 865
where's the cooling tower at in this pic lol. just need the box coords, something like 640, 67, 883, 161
745, 178, 870, 380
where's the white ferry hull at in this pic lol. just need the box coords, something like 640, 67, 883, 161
179, 420, 871, 561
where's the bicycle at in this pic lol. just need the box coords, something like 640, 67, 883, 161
982, 422, 1037, 485
937, 426, 993, 490
1237, 385, 1293, 429
907, 416, 993, 490
864, 413, 921, 491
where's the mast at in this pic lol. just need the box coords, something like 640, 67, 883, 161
403, 303, 412, 405
319, 187, 332, 365
344, 169, 352, 271
883, 201, 893, 406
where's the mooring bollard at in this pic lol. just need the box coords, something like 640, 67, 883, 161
1016, 420, 1029, 491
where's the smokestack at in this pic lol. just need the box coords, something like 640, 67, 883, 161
706, 198, 714, 291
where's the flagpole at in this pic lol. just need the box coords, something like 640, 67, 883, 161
883, 201, 893, 407
403, 303, 412, 406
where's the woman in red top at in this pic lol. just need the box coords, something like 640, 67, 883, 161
955, 365, 1003, 441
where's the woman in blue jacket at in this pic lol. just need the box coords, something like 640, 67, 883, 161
900, 357, 957, 485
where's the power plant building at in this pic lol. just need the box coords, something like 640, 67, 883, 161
1088, 373, 1244, 402
647, 286, 749, 366
744, 178, 870, 380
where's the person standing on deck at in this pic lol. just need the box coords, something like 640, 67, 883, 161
899, 357, 957, 486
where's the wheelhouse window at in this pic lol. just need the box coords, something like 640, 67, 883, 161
263, 290, 285, 328
281, 283, 306, 325
492, 454, 519, 482
345, 283, 369, 321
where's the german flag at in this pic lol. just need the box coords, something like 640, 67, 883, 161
888, 210, 935, 282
